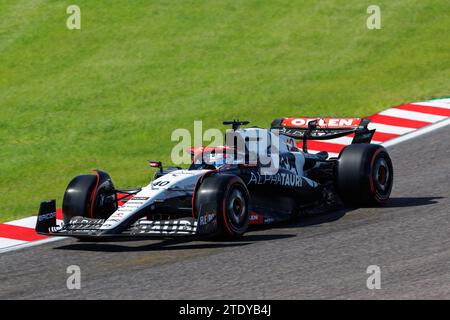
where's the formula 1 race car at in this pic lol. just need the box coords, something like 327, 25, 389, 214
36, 118, 393, 240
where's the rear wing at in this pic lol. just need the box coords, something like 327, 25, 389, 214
271, 117, 375, 152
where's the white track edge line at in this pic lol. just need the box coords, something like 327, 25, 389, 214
0, 236, 66, 254
382, 117, 450, 148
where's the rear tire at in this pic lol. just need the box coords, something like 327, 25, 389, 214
335, 144, 393, 206
195, 175, 250, 239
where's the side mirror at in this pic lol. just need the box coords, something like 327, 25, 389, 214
148, 160, 163, 173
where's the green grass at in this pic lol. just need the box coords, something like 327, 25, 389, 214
1, 0, 449, 222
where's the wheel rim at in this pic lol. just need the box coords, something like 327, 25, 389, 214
227, 188, 246, 226
373, 157, 390, 194
93, 185, 117, 219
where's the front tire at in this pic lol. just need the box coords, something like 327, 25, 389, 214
195, 175, 250, 239
335, 144, 393, 206
62, 171, 117, 224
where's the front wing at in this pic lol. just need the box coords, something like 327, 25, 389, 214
35, 200, 213, 239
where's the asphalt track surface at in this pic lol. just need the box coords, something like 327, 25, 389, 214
1, 126, 449, 299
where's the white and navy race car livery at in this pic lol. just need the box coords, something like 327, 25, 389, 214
36, 119, 393, 240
